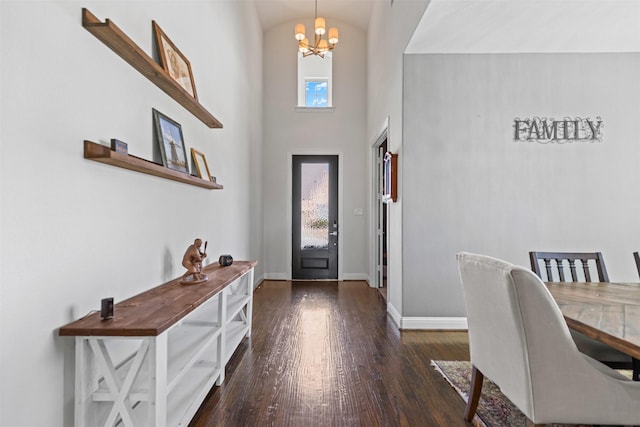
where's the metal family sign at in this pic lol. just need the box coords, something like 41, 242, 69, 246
513, 117, 603, 144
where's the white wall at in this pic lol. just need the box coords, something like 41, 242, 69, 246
403, 52, 640, 318
262, 19, 368, 280
367, 0, 429, 321
0, 1, 262, 425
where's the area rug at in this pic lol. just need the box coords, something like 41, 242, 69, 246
431, 360, 631, 427
431, 360, 523, 427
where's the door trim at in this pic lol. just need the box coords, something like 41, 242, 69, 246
287, 151, 343, 280
370, 118, 390, 288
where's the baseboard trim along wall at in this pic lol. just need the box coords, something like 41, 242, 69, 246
386, 304, 467, 330
254, 274, 265, 288
342, 273, 369, 281
400, 317, 468, 330
263, 273, 370, 281
264, 273, 288, 280
387, 303, 402, 328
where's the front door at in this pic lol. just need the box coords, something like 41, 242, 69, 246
292, 155, 338, 279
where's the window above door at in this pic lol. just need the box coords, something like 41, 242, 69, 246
297, 52, 334, 111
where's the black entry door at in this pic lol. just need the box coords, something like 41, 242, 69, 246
292, 155, 338, 279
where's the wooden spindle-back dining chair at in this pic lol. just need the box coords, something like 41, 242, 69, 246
529, 251, 609, 282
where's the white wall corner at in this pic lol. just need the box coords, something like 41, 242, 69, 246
254, 274, 265, 289
387, 302, 402, 328
400, 317, 468, 330
264, 273, 288, 280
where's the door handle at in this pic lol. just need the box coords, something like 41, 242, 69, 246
329, 231, 338, 236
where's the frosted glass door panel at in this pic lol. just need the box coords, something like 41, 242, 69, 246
300, 163, 329, 250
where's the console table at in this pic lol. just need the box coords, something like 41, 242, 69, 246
59, 261, 257, 427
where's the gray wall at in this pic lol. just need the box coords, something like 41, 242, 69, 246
367, 0, 430, 320
403, 52, 640, 317
0, 1, 263, 425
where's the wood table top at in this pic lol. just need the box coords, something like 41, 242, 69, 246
58, 261, 257, 337
546, 281, 640, 359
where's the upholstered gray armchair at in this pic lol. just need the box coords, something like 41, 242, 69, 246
457, 252, 640, 426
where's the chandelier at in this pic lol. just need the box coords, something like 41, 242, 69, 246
294, 0, 339, 58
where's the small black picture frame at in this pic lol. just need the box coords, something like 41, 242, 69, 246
110, 138, 128, 154
153, 108, 189, 174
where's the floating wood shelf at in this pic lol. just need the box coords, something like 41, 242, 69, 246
84, 140, 223, 189
82, 8, 222, 129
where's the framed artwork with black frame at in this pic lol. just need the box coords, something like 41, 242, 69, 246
190, 148, 212, 181
382, 151, 397, 203
153, 20, 198, 100
153, 108, 189, 174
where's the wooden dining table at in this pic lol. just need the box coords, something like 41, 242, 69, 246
546, 281, 640, 379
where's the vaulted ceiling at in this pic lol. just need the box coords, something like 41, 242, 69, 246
407, 0, 640, 54
255, 0, 640, 54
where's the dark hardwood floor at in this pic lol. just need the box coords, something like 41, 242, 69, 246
189, 280, 471, 427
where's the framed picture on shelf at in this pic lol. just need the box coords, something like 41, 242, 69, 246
153, 108, 189, 174
190, 148, 212, 181
152, 21, 198, 99
382, 151, 397, 203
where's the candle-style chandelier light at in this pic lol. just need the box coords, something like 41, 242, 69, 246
294, 0, 339, 58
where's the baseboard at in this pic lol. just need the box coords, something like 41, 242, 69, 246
387, 303, 402, 328
342, 273, 369, 281
400, 317, 468, 330
263, 273, 370, 282
253, 274, 265, 289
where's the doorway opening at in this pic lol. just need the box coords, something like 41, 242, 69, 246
292, 155, 339, 280
373, 134, 389, 299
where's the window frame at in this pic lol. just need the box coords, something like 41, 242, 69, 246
304, 78, 330, 108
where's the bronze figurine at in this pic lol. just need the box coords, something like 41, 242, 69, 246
180, 238, 208, 285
